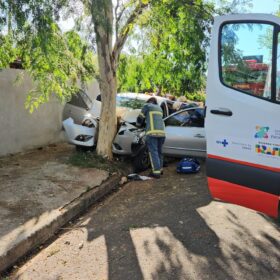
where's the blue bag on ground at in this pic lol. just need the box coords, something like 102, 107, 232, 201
176, 158, 200, 173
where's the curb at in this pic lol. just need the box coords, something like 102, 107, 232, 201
0, 174, 121, 274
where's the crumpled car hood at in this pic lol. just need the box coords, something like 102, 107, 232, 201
88, 100, 140, 124
118, 109, 140, 124
90, 100, 141, 123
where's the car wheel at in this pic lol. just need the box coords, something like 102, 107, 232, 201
132, 146, 150, 172
75, 145, 95, 152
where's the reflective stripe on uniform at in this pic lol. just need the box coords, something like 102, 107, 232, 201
148, 152, 155, 172
146, 130, 165, 136
149, 111, 163, 132
148, 111, 164, 137
149, 152, 161, 174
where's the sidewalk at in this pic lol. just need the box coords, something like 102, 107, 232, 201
0, 143, 122, 273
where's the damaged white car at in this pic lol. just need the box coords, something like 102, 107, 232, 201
62, 92, 170, 150
63, 95, 206, 172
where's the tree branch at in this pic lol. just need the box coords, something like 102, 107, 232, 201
114, 0, 120, 41
112, 1, 149, 63
116, 5, 126, 24
115, 6, 126, 40
115, 0, 138, 43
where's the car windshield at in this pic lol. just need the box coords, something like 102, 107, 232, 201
116, 96, 146, 110
79, 90, 92, 108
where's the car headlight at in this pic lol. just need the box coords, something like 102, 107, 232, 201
75, 135, 93, 142
82, 119, 95, 128
132, 136, 140, 144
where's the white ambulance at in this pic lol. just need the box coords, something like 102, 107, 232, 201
206, 14, 280, 218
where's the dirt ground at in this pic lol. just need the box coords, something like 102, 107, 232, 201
8, 161, 280, 280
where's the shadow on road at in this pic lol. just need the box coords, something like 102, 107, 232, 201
80, 162, 280, 280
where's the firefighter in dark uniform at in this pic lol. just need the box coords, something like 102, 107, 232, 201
137, 97, 165, 178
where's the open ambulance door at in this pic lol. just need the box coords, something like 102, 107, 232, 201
205, 14, 280, 218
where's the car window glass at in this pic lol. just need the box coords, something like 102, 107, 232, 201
116, 96, 146, 109
165, 110, 190, 126
276, 32, 280, 102
221, 23, 273, 100
68, 92, 88, 109
183, 109, 205, 127
79, 90, 92, 108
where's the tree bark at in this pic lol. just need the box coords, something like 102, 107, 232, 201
96, 37, 117, 159
92, 0, 117, 159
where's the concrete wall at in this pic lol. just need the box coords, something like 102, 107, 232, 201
0, 69, 100, 157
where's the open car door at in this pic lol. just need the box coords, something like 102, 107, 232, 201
206, 14, 280, 218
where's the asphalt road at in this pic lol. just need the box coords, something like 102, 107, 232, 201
10, 162, 280, 280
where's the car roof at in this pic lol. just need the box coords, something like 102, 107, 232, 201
117, 92, 168, 104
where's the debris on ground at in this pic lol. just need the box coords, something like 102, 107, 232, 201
78, 242, 84, 250
127, 174, 153, 181
120, 176, 128, 185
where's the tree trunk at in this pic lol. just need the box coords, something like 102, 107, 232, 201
92, 0, 117, 159
91, 0, 149, 159
96, 45, 117, 159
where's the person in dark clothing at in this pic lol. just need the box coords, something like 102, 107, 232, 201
137, 97, 166, 178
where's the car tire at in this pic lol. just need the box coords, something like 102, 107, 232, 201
75, 145, 95, 152
132, 146, 150, 172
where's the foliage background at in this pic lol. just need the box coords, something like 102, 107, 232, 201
0, 0, 96, 111
0, 0, 255, 107
117, 0, 214, 102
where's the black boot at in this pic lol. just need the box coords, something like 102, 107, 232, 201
149, 172, 160, 179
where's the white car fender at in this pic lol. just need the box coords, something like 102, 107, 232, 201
63, 117, 95, 147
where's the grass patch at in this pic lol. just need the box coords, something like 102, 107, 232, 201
68, 150, 130, 174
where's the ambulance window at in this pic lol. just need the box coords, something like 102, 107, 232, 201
220, 23, 273, 100
276, 32, 280, 102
